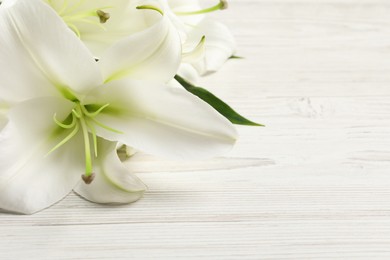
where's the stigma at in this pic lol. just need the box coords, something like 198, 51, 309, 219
82, 173, 96, 184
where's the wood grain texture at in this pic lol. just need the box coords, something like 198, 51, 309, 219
1, 0, 390, 259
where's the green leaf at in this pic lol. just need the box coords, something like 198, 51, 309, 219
175, 75, 264, 126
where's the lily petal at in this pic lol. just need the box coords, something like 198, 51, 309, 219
0, 0, 102, 104
188, 19, 236, 75
0, 97, 83, 214
177, 64, 200, 84
165, 0, 204, 28
46, 0, 150, 57
74, 139, 146, 204
0, 100, 8, 131
167, 0, 201, 11
84, 79, 238, 160
87, 0, 165, 56
99, 9, 181, 83
182, 35, 206, 63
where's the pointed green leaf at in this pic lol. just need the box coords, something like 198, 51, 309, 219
175, 75, 263, 126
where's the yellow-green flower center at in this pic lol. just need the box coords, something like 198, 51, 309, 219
45, 0, 112, 38
49, 101, 122, 184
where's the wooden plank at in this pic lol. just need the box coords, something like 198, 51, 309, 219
201, 0, 390, 96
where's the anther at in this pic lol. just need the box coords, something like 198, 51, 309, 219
96, 10, 110, 23
220, 0, 228, 10
82, 173, 96, 184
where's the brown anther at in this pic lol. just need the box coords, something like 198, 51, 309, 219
82, 173, 96, 184
96, 10, 110, 24
220, 0, 228, 10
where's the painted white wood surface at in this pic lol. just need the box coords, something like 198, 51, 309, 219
1, 0, 390, 259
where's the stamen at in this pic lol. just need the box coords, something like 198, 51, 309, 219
67, 23, 81, 38
96, 10, 110, 23
64, 0, 87, 15
136, 5, 164, 15
53, 113, 76, 129
175, 0, 228, 16
86, 120, 98, 157
58, 0, 70, 16
48, 0, 113, 37
48, 102, 123, 184
58, 85, 78, 101
76, 18, 106, 31
72, 108, 81, 118
47, 123, 80, 156
89, 117, 124, 134
81, 103, 110, 118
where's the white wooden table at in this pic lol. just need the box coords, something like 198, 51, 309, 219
1, 0, 390, 259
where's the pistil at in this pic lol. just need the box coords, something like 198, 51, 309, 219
74, 104, 94, 180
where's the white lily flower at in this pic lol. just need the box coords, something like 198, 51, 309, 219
42, 0, 161, 58
36, 0, 235, 79
0, 0, 237, 214
163, 0, 236, 77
